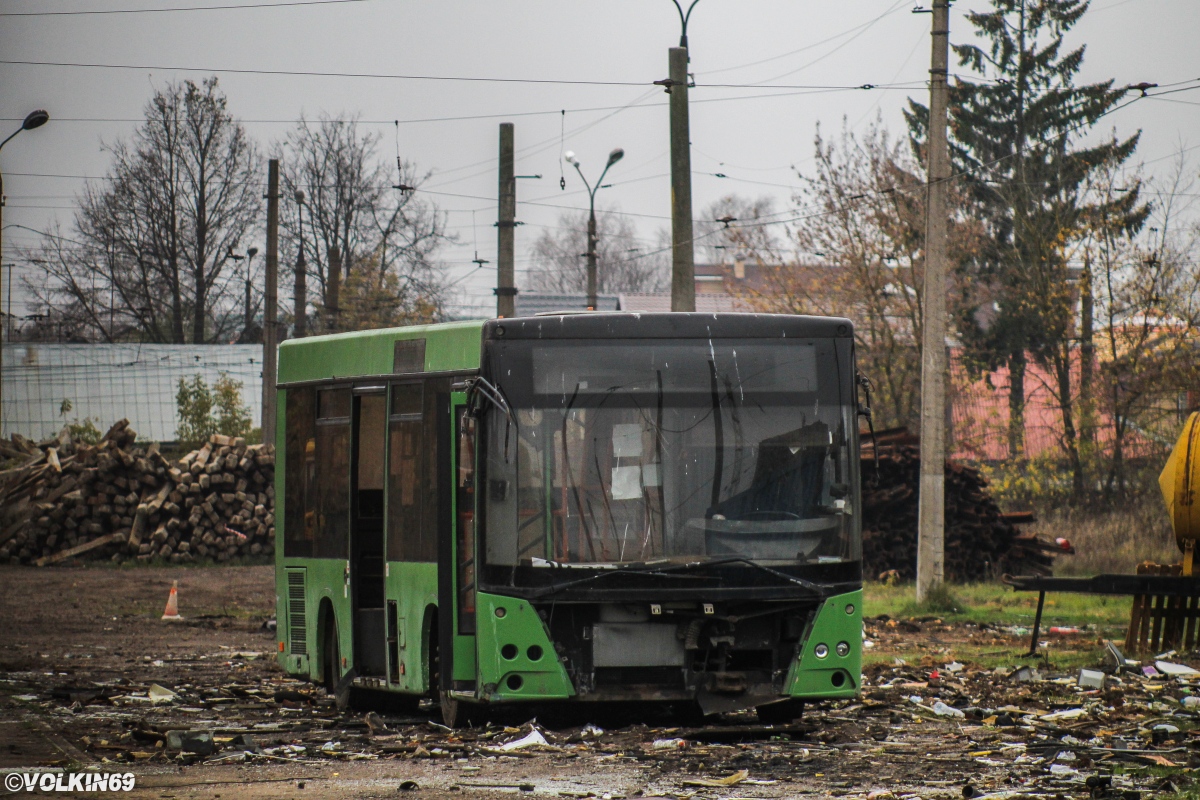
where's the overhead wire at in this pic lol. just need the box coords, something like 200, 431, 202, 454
0, 0, 369, 16
699, 0, 909, 77
0, 58, 942, 92
737, 0, 910, 87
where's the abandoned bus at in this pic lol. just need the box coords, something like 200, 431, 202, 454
275, 313, 863, 725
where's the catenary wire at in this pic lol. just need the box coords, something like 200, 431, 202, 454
0, 0, 368, 16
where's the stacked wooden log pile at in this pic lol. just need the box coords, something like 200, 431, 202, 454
861, 428, 1063, 581
0, 420, 274, 566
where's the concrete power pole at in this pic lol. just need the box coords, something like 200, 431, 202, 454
916, 0, 951, 602
496, 122, 517, 318
293, 191, 307, 338
262, 159, 280, 448
667, 47, 695, 312
327, 246, 341, 331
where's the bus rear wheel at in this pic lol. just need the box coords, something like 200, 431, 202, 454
429, 636, 476, 728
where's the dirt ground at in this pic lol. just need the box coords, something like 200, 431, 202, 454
1, 565, 1197, 799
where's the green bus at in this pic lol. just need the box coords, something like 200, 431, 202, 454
275, 312, 864, 726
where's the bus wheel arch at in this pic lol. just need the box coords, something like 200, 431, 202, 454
421, 604, 438, 695
317, 598, 340, 693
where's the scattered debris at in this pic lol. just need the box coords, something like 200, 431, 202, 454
681, 769, 749, 788
498, 727, 550, 751
3, 564, 1198, 800
147, 683, 178, 704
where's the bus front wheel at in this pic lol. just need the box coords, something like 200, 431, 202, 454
439, 691, 464, 728
756, 698, 804, 725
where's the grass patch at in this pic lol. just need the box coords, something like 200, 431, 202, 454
860, 640, 1107, 672
865, 581, 1132, 628
863, 580, 1134, 671
903, 583, 968, 616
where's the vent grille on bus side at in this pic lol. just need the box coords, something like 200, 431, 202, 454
287, 569, 307, 656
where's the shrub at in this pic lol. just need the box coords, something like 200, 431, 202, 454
176, 372, 253, 448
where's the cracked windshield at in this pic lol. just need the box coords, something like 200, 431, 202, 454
482, 338, 859, 568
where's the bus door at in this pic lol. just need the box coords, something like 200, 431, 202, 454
439, 392, 478, 694
350, 387, 388, 677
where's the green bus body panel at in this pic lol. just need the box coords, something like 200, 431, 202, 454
384, 562, 438, 694
277, 320, 484, 384
277, 558, 348, 679
474, 592, 575, 701
785, 589, 862, 699
274, 323, 484, 682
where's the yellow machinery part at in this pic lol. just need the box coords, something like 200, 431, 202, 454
1162, 411, 1200, 563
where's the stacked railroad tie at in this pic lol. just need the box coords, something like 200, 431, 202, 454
0, 421, 275, 566
860, 428, 1065, 582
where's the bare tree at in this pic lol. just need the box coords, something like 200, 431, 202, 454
737, 120, 983, 431
277, 114, 450, 331
695, 194, 780, 265
1089, 152, 1200, 495
526, 209, 669, 294
25, 78, 260, 343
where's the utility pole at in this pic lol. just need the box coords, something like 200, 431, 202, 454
916, 0, 950, 602
293, 191, 307, 338
586, 212, 599, 310
1078, 253, 1095, 446
244, 247, 257, 337
327, 245, 342, 332
495, 123, 517, 318
262, 159, 280, 447
667, 46, 695, 312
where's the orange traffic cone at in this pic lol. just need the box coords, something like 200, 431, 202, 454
161, 580, 183, 621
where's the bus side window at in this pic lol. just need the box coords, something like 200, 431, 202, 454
387, 383, 429, 562
284, 387, 317, 557
315, 388, 351, 559
357, 394, 387, 518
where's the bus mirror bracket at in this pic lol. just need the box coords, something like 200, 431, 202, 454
463, 376, 519, 462
856, 372, 879, 486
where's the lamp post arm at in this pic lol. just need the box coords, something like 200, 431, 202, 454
670, 0, 701, 48
0, 127, 23, 152
572, 161, 594, 198
597, 162, 614, 193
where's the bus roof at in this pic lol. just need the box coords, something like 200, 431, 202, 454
277, 319, 486, 384
484, 312, 854, 341
276, 312, 854, 385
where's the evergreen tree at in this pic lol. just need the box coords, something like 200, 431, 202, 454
907, 0, 1144, 464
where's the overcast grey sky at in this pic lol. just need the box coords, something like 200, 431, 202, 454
1, 0, 1196, 319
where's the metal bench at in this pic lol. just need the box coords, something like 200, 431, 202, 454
1004, 571, 1200, 656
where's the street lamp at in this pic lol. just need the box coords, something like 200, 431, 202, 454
0, 109, 50, 429
668, 0, 702, 48
564, 147, 624, 310
293, 190, 307, 338
227, 246, 258, 340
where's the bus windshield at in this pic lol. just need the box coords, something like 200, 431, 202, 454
479, 337, 860, 574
